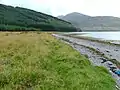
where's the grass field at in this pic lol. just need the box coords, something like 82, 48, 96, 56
0, 32, 115, 90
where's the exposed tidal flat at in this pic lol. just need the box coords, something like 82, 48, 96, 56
0, 32, 115, 90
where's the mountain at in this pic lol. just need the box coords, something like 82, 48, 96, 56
0, 4, 78, 32
58, 12, 120, 31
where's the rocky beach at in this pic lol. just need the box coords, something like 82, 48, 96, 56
53, 33, 120, 89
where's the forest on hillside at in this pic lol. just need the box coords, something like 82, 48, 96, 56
0, 4, 77, 32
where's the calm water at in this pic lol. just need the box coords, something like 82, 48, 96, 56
69, 32, 120, 40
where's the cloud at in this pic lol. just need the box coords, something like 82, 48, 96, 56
0, 0, 120, 17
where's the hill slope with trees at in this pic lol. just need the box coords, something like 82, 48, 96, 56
0, 4, 77, 32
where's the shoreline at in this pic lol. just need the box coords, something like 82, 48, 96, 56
53, 34, 120, 89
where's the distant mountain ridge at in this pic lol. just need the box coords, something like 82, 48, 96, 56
58, 12, 120, 31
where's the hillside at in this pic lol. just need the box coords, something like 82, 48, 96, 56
0, 4, 77, 32
58, 12, 120, 31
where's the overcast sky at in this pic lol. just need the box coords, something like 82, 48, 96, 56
0, 0, 120, 17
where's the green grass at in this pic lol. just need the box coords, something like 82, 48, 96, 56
0, 32, 115, 90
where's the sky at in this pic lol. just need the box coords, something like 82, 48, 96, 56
0, 0, 120, 17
